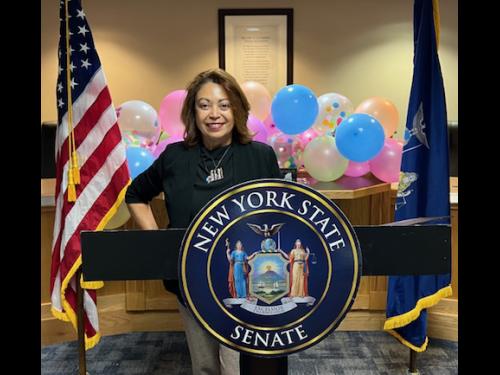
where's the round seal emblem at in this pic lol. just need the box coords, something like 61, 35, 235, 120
179, 179, 361, 356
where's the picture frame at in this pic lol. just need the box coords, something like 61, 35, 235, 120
218, 9, 293, 96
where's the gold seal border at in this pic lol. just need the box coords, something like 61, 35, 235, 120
181, 181, 360, 355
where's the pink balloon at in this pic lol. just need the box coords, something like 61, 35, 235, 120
247, 114, 269, 143
297, 128, 319, 146
263, 114, 280, 138
152, 135, 184, 158
369, 138, 403, 182
291, 136, 305, 167
344, 160, 370, 177
158, 90, 188, 138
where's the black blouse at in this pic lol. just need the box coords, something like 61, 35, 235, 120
125, 140, 282, 301
191, 144, 234, 222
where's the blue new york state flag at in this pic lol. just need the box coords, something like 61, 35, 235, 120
383, 0, 453, 351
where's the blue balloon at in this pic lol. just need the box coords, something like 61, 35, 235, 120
404, 128, 411, 145
271, 84, 319, 135
126, 147, 155, 179
335, 113, 385, 162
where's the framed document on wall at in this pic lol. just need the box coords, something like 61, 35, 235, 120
218, 9, 293, 96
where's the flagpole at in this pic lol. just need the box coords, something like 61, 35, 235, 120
408, 349, 418, 374
76, 268, 87, 375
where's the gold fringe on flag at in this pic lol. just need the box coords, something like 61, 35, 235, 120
64, 0, 79, 202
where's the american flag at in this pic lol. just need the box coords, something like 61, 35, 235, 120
50, 0, 130, 349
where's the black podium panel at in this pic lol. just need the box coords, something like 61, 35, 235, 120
355, 225, 451, 275
81, 225, 450, 281
81, 228, 185, 281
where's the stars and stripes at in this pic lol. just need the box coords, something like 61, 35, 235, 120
50, 0, 130, 350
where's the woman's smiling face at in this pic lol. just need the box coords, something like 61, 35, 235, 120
195, 81, 235, 149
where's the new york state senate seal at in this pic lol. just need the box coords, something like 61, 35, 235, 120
179, 179, 361, 357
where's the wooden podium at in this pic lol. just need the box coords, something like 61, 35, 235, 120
124, 173, 393, 314
81, 216, 450, 375
40, 173, 398, 342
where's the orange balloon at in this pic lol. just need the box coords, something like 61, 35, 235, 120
354, 97, 399, 137
241, 81, 272, 121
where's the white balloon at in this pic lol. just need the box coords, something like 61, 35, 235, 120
313, 93, 353, 135
117, 100, 158, 138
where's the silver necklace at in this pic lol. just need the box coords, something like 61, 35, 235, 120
204, 145, 231, 184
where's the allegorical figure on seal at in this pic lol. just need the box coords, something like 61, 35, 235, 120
280, 239, 310, 297
226, 239, 249, 298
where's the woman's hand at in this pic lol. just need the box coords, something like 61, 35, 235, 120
127, 203, 159, 230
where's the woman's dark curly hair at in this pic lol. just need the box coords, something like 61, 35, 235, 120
181, 68, 253, 146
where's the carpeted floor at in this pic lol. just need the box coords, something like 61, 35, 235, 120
41, 331, 457, 374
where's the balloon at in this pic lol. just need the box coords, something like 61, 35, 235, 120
104, 201, 130, 229
241, 81, 272, 121
291, 136, 306, 168
369, 138, 403, 182
263, 114, 280, 137
313, 93, 353, 135
335, 113, 385, 162
126, 147, 155, 179
293, 129, 319, 167
117, 100, 158, 138
271, 84, 319, 135
303, 135, 348, 182
121, 130, 148, 148
246, 114, 269, 143
403, 128, 411, 145
297, 128, 320, 146
269, 132, 295, 168
158, 90, 188, 138
152, 134, 184, 158
151, 122, 170, 144
354, 97, 399, 137
344, 160, 370, 177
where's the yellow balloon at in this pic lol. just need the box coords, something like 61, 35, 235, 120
303, 136, 348, 182
104, 201, 131, 229
354, 97, 399, 137
241, 81, 272, 121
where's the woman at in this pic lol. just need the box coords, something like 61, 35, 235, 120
287, 239, 310, 298
125, 68, 281, 375
226, 240, 248, 299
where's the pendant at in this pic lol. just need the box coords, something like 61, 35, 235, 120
206, 167, 224, 183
